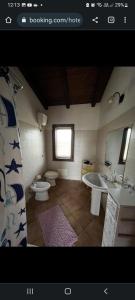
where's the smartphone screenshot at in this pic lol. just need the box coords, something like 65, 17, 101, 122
0, 1, 135, 299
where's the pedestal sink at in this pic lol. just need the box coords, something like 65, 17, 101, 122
82, 172, 107, 191
82, 173, 108, 216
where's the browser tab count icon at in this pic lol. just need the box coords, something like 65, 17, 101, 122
108, 16, 115, 23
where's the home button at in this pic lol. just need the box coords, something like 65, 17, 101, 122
5, 17, 12, 24
64, 288, 72, 295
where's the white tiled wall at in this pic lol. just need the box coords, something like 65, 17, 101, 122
45, 104, 100, 180
99, 67, 135, 128
46, 129, 97, 180
19, 122, 46, 199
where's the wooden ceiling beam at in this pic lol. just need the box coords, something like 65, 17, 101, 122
90, 69, 100, 107
90, 68, 113, 107
19, 66, 113, 109
62, 68, 70, 109
91, 101, 96, 107
91, 67, 113, 107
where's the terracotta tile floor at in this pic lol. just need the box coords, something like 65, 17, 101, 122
26, 179, 105, 246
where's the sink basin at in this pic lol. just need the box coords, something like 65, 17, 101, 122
82, 172, 107, 192
82, 172, 119, 216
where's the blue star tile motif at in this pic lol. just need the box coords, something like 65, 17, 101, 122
5, 159, 22, 174
9, 140, 20, 149
14, 222, 27, 238
19, 237, 27, 247
18, 208, 26, 216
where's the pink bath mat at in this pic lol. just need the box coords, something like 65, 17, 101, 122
38, 205, 78, 246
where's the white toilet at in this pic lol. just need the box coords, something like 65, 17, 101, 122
44, 171, 58, 186
31, 181, 50, 201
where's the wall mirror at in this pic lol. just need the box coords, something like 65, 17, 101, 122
124, 122, 135, 184
105, 126, 132, 177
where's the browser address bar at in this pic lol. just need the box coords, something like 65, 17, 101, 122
17, 13, 83, 27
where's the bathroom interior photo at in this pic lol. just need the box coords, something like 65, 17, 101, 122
0, 66, 135, 247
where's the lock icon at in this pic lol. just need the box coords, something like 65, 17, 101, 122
22, 16, 26, 23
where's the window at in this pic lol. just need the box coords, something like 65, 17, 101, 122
119, 127, 132, 164
52, 124, 74, 161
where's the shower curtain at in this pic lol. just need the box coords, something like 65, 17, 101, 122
0, 79, 27, 246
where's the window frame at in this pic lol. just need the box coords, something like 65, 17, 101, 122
52, 124, 75, 161
118, 127, 131, 165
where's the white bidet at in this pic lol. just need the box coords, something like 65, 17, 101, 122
31, 181, 51, 201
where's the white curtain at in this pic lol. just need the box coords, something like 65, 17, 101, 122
0, 78, 27, 246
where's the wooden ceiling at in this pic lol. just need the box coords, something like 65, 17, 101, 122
20, 66, 113, 109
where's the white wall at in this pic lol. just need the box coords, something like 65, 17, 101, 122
12, 67, 47, 199
99, 67, 135, 128
45, 104, 100, 180
0, 67, 47, 200
96, 66, 135, 183
19, 122, 46, 199
11, 67, 45, 127
46, 104, 100, 130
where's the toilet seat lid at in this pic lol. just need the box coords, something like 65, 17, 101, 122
31, 181, 50, 192
45, 171, 58, 178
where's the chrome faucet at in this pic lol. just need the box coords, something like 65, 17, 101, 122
118, 175, 124, 183
122, 177, 129, 188
111, 170, 117, 183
